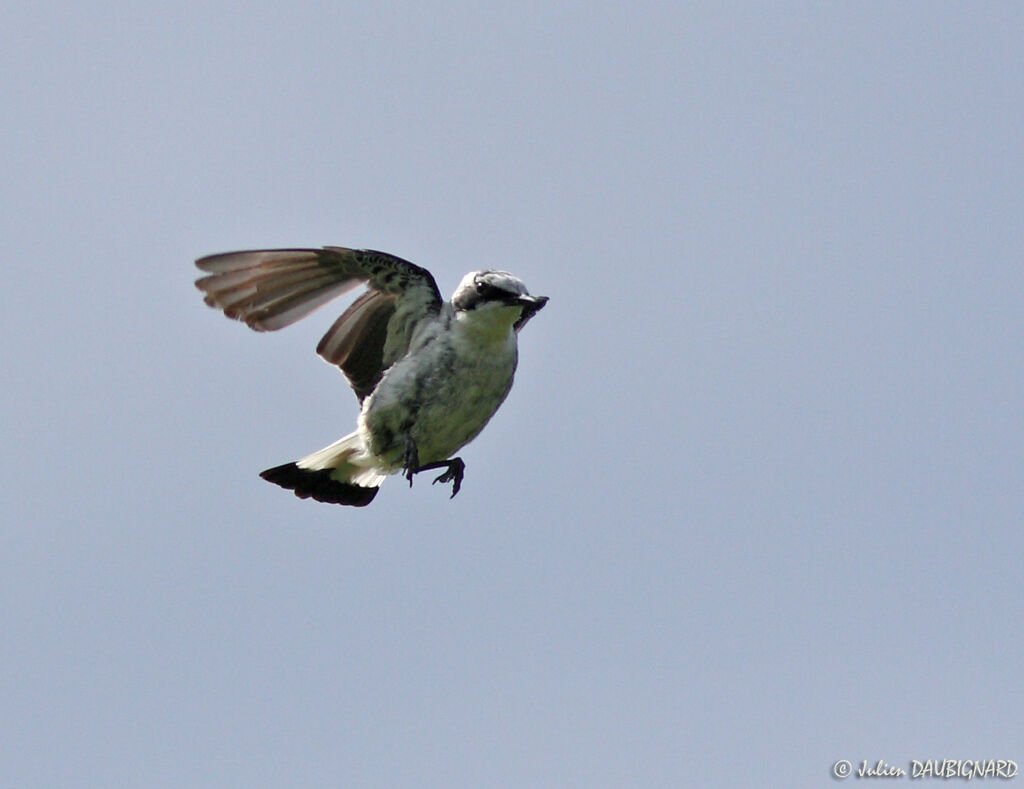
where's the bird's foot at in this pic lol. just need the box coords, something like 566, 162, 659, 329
405, 457, 466, 498
430, 457, 465, 499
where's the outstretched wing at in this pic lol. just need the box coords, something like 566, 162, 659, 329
196, 247, 443, 401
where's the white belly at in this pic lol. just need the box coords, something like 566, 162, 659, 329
359, 320, 519, 469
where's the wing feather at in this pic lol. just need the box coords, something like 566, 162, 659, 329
317, 290, 398, 400
195, 247, 442, 399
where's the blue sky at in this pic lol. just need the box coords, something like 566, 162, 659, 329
3, 2, 1022, 786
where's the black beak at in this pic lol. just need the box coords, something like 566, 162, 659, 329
512, 295, 548, 331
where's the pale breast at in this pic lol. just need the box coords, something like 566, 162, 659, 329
361, 323, 519, 467
411, 350, 517, 462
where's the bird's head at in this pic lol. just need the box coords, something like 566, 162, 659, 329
452, 270, 548, 332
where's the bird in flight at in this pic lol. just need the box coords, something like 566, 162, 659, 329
195, 247, 548, 506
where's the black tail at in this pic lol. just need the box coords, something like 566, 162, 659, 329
260, 462, 379, 507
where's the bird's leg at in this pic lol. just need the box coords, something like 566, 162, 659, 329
403, 437, 420, 488
408, 457, 465, 498
403, 439, 466, 497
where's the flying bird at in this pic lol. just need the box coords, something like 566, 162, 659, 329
195, 247, 548, 506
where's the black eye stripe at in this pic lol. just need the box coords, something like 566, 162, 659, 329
474, 280, 507, 300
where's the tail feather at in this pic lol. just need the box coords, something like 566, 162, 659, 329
260, 463, 379, 506
260, 431, 387, 507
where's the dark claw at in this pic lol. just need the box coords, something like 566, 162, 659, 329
430, 458, 465, 498
405, 457, 466, 498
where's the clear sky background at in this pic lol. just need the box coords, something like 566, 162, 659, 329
3, 2, 1022, 786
